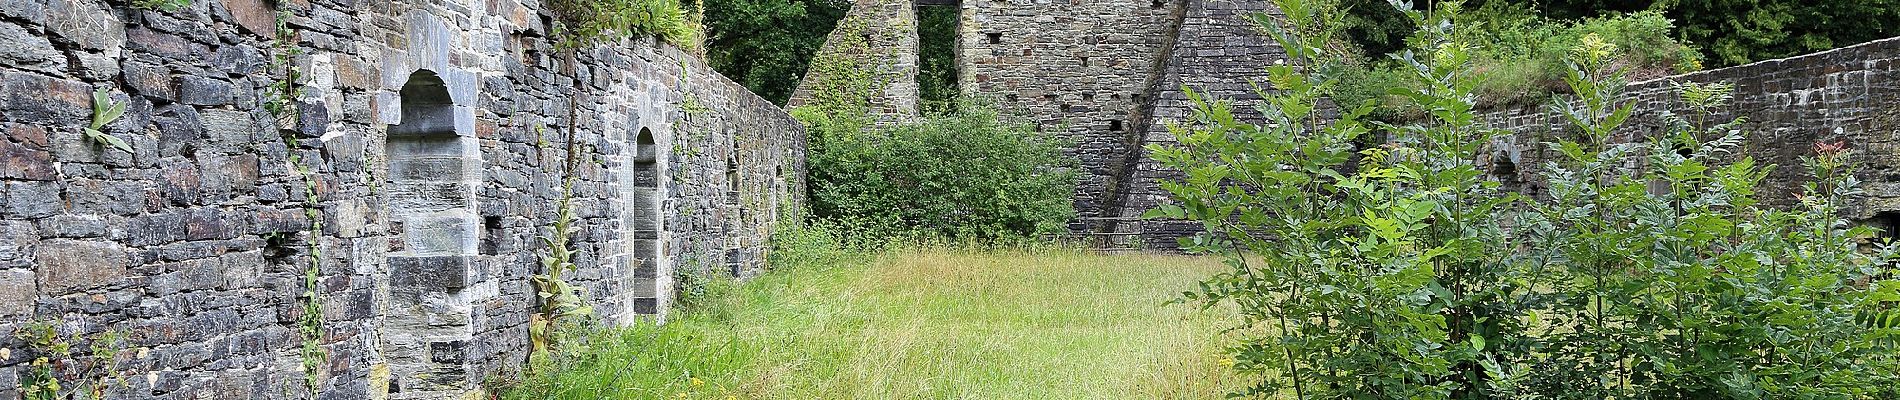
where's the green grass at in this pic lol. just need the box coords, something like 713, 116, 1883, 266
501, 247, 1243, 399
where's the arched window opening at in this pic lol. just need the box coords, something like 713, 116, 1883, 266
628, 128, 665, 315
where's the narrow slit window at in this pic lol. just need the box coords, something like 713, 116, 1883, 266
986, 32, 1002, 44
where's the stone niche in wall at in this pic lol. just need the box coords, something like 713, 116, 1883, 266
382, 69, 482, 396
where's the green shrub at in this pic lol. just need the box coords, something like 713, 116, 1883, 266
1338, 2, 1701, 117
1158, 0, 1900, 397
797, 99, 1077, 243
548, 0, 698, 49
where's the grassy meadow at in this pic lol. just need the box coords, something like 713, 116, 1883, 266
502, 247, 1243, 399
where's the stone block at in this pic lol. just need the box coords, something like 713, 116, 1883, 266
183, 207, 230, 241
45, 0, 125, 52
177, 76, 234, 106
39, 214, 108, 238
388, 255, 471, 291
0, 139, 56, 181
0, 21, 66, 74
160, 161, 202, 205
1, 72, 92, 126
125, 26, 202, 61
122, 61, 177, 101
5, 180, 63, 219
210, 43, 264, 76
0, 0, 46, 25
126, 212, 185, 246
0, 269, 33, 316
35, 239, 128, 293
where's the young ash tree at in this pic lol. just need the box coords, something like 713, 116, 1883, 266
1156, 0, 1900, 398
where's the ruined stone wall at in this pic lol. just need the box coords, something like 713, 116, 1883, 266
958, 0, 1181, 227
1101, 0, 1284, 250
788, 0, 920, 125
1475, 37, 1900, 220
0, 0, 804, 399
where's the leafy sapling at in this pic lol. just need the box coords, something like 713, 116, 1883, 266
86, 88, 133, 153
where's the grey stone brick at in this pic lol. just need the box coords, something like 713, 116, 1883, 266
34, 239, 128, 293
1, 72, 91, 126
4, 180, 63, 219
0, 139, 57, 181
177, 75, 234, 106
0, 21, 65, 74
44, 0, 124, 52
0, 269, 33, 317
39, 214, 109, 238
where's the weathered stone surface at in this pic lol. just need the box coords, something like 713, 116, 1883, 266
217, 0, 275, 36
1, 71, 92, 125
0, 21, 65, 74
39, 214, 109, 238
0, 220, 34, 261
0, 139, 57, 181
34, 239, 129, 293
0, 269, 33, 316
123, 60, 177, 101
45, 0, 124, 52
4, 180, 62, 219
177, 75, 234, 106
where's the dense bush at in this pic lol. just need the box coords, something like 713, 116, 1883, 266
547, 0, 698, 49
1158, 0, 1900, 397
796, 101, 1077, 242
1335, 2, 1700, 117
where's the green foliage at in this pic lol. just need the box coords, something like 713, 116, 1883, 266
916, 5, 960, 113
14, 320, 127, 400
1335, 2, 1700, 117
797, 99, 1077, 243
1481, 0, 1900, 67
1159, 0, 1900, 397
501, 248, 1236, 399
548, 0, 698, 49
702, 0, 849, 105
260, 6, 327, 397
131, 0, 190, 12
84, 88, 132, 153
529, 167, 596, 361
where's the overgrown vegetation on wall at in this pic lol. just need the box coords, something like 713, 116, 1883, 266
1333, 0, 1701, 117
1157, 0, 1900, 397
702, 0, 850, 105
548, 0, 700, 49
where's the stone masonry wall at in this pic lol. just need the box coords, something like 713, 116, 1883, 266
0, 0, 804, 399
958, 0, 1182, 228
788, 0, 920, 125
1102, 0, 1284, 250
1475, 37, 1900, 220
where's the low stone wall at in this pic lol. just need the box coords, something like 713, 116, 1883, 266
1476, 36, 1900, 220
0, 0, 804, 399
